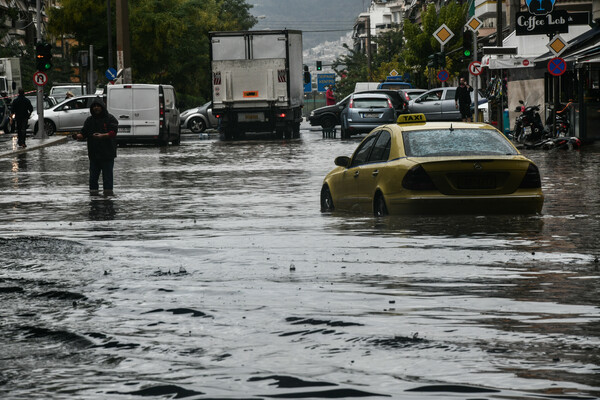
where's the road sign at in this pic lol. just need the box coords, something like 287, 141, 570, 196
547, 35, 568, 56
468, 61, 483, 76
105, 67, 118, 81
466, 16, 482, 32
548, 57, 567, 76
437, 70, 449, 82
389, 69, 399, 76
433, 24, 454, 46
33, 71, 48, 86
304, 73, 312, 93
317, 73, 335, 92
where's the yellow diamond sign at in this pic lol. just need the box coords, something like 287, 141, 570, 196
467, 17, 482, 32
433, 24, 454, 45
547, 35, 568, 56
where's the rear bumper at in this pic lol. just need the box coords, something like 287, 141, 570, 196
386, 193, 544, 215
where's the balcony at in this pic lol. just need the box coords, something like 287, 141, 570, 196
475, 0, 506, 20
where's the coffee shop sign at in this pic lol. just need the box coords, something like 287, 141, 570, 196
516, 10, 569, 35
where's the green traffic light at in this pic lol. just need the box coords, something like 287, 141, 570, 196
464, 49, 471, 57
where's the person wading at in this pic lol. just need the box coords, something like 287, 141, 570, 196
11, 88, 33, 148
75, 98, 119, 196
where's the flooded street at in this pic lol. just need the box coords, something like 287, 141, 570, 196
0, 125, 599, 399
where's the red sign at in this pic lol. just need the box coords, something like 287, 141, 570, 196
468, 61, 483, 76
523, 59, 530, 66
437, 70, 449, 82
33, 71, 48, 86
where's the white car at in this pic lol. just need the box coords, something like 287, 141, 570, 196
28, 95, 99, 136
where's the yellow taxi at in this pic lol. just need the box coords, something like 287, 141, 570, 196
320, 114, 544, 215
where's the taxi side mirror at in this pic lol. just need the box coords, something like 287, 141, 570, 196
334, 156, 350, 168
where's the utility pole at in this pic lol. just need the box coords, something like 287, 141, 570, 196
116, 0, 132, 83
496, 0, 504, 134
36, 0, 45, 139
366, 16, 372, 82
107, 0, 113, 68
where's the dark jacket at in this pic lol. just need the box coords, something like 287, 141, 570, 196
11, 94, 33, 120
455, 84, 473, 105
81, 98, 119, 160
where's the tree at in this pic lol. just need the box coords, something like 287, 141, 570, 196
332, 44, 369, 99
47, 0, 256, 106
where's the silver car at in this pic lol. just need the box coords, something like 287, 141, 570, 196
180, 101, 218, 133
28, 95, 98, 136
408, 87, 487, 121
340, 93, 397, 139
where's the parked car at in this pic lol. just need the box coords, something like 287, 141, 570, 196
309, 89, 407, 130
407, 87, 487, 121
398, 89, 427, 103
28, 95, 99, 136
340, 92, 397, 139
320, 113, 544, 216
180, 102, 218, 133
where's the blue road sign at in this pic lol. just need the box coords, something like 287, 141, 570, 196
317, 73, 336, 92
386, 75, 404, 82
437, 70, 449, 82
548, 57, 566, 76
105, 67, 118, 81
304, 73, 312, 93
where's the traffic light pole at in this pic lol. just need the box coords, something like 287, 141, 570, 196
473, 31, 479, 122
36, 0, 46, 139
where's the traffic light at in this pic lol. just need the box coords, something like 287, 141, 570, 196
463, 29, 473, 58
303, 65, 310, 84
427, 53, 437, 68
435, 52, 446, 68
36, 42, 53, 71
316, 60, 322, 71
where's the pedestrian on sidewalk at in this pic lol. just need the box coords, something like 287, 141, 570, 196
75, 98, 119, 196
455, 77, 474, 122
11, 88, 33, 148
326, 85, 336, 106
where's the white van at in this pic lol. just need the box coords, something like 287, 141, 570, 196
50, 84, 86, 103
105, 84, 181, 145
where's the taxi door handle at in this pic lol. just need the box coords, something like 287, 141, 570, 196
119, 115, 130, 119
372, 170, 379, 176
354, 171, 360, 178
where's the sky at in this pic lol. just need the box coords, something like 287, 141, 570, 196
248, 0, 368, 51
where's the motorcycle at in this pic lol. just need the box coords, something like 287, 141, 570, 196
526, 136, 581, 151
513, 100, 544, 143
545, 101, 572, 137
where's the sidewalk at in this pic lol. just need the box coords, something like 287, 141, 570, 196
0, 132, 69, 159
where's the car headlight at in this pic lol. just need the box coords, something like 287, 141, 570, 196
310, 111, 314, 116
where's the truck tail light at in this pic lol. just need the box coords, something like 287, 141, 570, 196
277, 113, 286, 118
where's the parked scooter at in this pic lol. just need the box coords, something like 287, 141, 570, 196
525, 136, 581, 151
513, 100, 544, 143
545, 101, 572, 137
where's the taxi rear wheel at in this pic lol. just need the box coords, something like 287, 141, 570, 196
320, 185, 334, 212
374, 193, 388, 217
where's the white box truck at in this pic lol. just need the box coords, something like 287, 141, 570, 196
210, 30, 304, 140
0, 58, 22, 96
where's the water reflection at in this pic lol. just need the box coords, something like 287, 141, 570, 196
88, 198, 116, 221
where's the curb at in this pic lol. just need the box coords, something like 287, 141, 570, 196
0, 136, 69, 159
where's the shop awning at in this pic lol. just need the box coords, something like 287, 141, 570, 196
534, 26, 600, 65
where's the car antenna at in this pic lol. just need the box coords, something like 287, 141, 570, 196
449, 123, 454, 132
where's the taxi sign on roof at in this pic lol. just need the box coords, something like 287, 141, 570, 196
397, 113, 426, 124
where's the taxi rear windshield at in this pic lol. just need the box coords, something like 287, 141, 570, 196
403, 129, 518, 157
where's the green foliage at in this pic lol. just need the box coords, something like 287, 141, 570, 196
47, 0, 257, 104
332, 44, 368, 99
335, 3, 468, 90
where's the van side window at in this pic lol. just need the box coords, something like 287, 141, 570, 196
164, 89, 175, 110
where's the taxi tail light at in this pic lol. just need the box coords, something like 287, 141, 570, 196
518, 164, 541, 189
402, 165, 437, 191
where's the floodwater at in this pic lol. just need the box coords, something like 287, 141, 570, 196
0, 125, 599, 400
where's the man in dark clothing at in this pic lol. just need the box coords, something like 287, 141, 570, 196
455, 77, 474, 122
75, 98, 119, 195
11, 88, 33, 148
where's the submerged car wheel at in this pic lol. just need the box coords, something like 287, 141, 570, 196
188, 117, 206, 133
320, 185, 334, 212
374, 193, 388, 217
